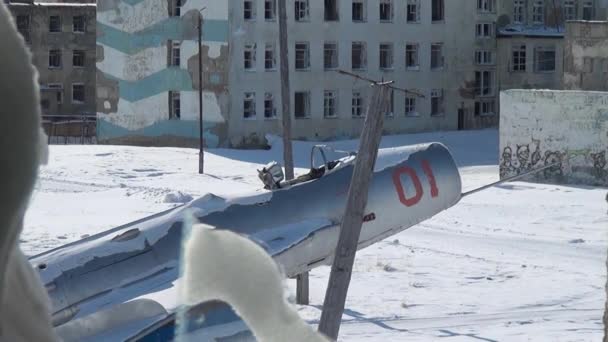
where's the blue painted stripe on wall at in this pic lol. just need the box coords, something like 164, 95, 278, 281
97, 19, 228, 55
97, 118, 220, 147
105, 68, 194, 102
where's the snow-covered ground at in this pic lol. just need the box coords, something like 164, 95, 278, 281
23, 129, 607, 341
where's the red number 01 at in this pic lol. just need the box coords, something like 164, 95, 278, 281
392, 160, 438, 207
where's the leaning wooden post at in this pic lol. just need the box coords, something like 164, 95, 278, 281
318, 82, 391, 340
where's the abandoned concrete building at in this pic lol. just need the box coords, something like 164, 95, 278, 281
7, 0, 96, 121
563, 20, 608, 91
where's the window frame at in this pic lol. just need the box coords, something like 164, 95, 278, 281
534, 45, 556, 73
430, 89, 444, 116
512, 44, 526, 72
72, 50, 85, 68
295, 42, 311, 71
294, 91, 311, 119
244, 43, 257, 71
324, 90, 338, 118
169, 91, 181, 120
352, 0, 367, 22
406, 0, 420, 23
49, 15, 61, 33
243, 92, 257, 119
405, 96, 418, 117
430, 43, 444, 70
49, 49, 62, 69
352, 41, 367, 70
244, 0, 256, 21
72, 15, 85, 33
295, 0, 310, 21
264, 92, 277, 119
324, 42, 339, 70
379, 0, 393, 22
352, 91, 365, 118
264, 0, 276, 20
265, 43, 277, 71
406, 43, 419, 70
532, 0, 544, 24
379, 42, 394, 70
71, 83, 85, 104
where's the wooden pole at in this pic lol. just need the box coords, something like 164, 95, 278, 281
318, 82, 391, 340
197, 12, 204, 174
278, 0, 306, 304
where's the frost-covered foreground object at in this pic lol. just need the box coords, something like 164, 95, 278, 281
30, 143, 462, 341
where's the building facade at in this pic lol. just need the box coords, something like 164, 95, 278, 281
563, 20, 608, 91
7, 0, 96, 118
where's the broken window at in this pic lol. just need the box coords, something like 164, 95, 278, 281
324, 42, 338, 70
432, 0, 444, 21
170, 41, 180, 67
244, 43, 256, 70
243, 92, 256, 119
563, 0, 576, 21
352, 91, 364, 117
475, 99, 495, 116
325, 0, 339, 21
379, 0, 393, 22
477, 0, 495, 13
170, 0, 182, 16
48, 83, 63, 104
352, 42, 367, 70
73, 15, 85, 33
379, 43, 393, 70
406, 43, 419, 69
532, 0, 544, 24
265, 0, 276, 20
582, 0, 594, 20
512, 44, 526, 71
476, 22, 494, 38
407, 0, 420, 22
264, 93, 276, 118
513, 0, 525, 23
324, 90, 338, 118
352, 0, 366, 21
475, 70, 493, 96
73, 50, 85, 68
72, 83, 85, 104
244, 0, 256, 20
294, 91, 310, 118
295, 0, 310, 21
295, 42, 310, 70
16, 15, 30, 42
169, 91, 181, 119
534, 46, 555, 72
430, 89, 444, 116
475, 50, 494, 65
49, 15, 61, 33
430, 43, 444, 70
265, 43, 276, 70
405, 96, 417, 116
49, 49, 62, 68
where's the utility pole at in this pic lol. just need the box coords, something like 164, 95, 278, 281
318, 79, 393, 341
197, 10, 205, 174
278, 0, 305, 304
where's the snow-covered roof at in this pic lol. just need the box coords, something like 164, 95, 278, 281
498, 24, 564, 38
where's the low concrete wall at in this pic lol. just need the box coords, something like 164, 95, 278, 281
500, 90, 608, 186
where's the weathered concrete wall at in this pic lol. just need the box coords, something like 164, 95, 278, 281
500, 90, 608, 186
96, 0, 229, 147
563, 21, 608, 91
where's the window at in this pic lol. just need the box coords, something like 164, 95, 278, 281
535, 46, 555, 72
352, 0, 366, 21
265, 43, 276, 70
352, 91, 364, 117
49, 15, 61, 32
477, 0, 495, 12
169, 91, 180, 119
73, 15, 85, 33
72, 83, 85, 104
264, 93, 276, 118
49, 49, 62, 68
294, 91, 310, 118
431, 43, 444, 70
430, 89, 444, 116
48, 83, 63, 104
407, 0, 420, 22
379, 43, 393, 70
352, 42, 367, 70
432, 0, 444, 21
324, 90, 338, 118
73, 50, 85, 68
513, 0, 525, 23
476, 23, 494, 38
475, 99, 496, 116
582, 0, 594, 20
475, 50, 494, 65
563, 0, 576, 21
475, 70, 493, 96
583, 57, 593, 72
244, 92, 256, 119
265, 0, 276, 20
325, 0, 339, 21
532, 0, 544, 24
244, 44, 256, 70
405, 96, 417, 116
386, 90, 394, 117
295, 42, 310, 70
324, 42, 339, 69
602, 58, 608, 73
379, 0, 393, 22
170, 41, 180, 67
295, 0, 310, 21
170, 0, 182, 16
244, 0, 256, 20
16, 15, 30, 42
406, 43, 419, 69
512, 44, 526, 71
